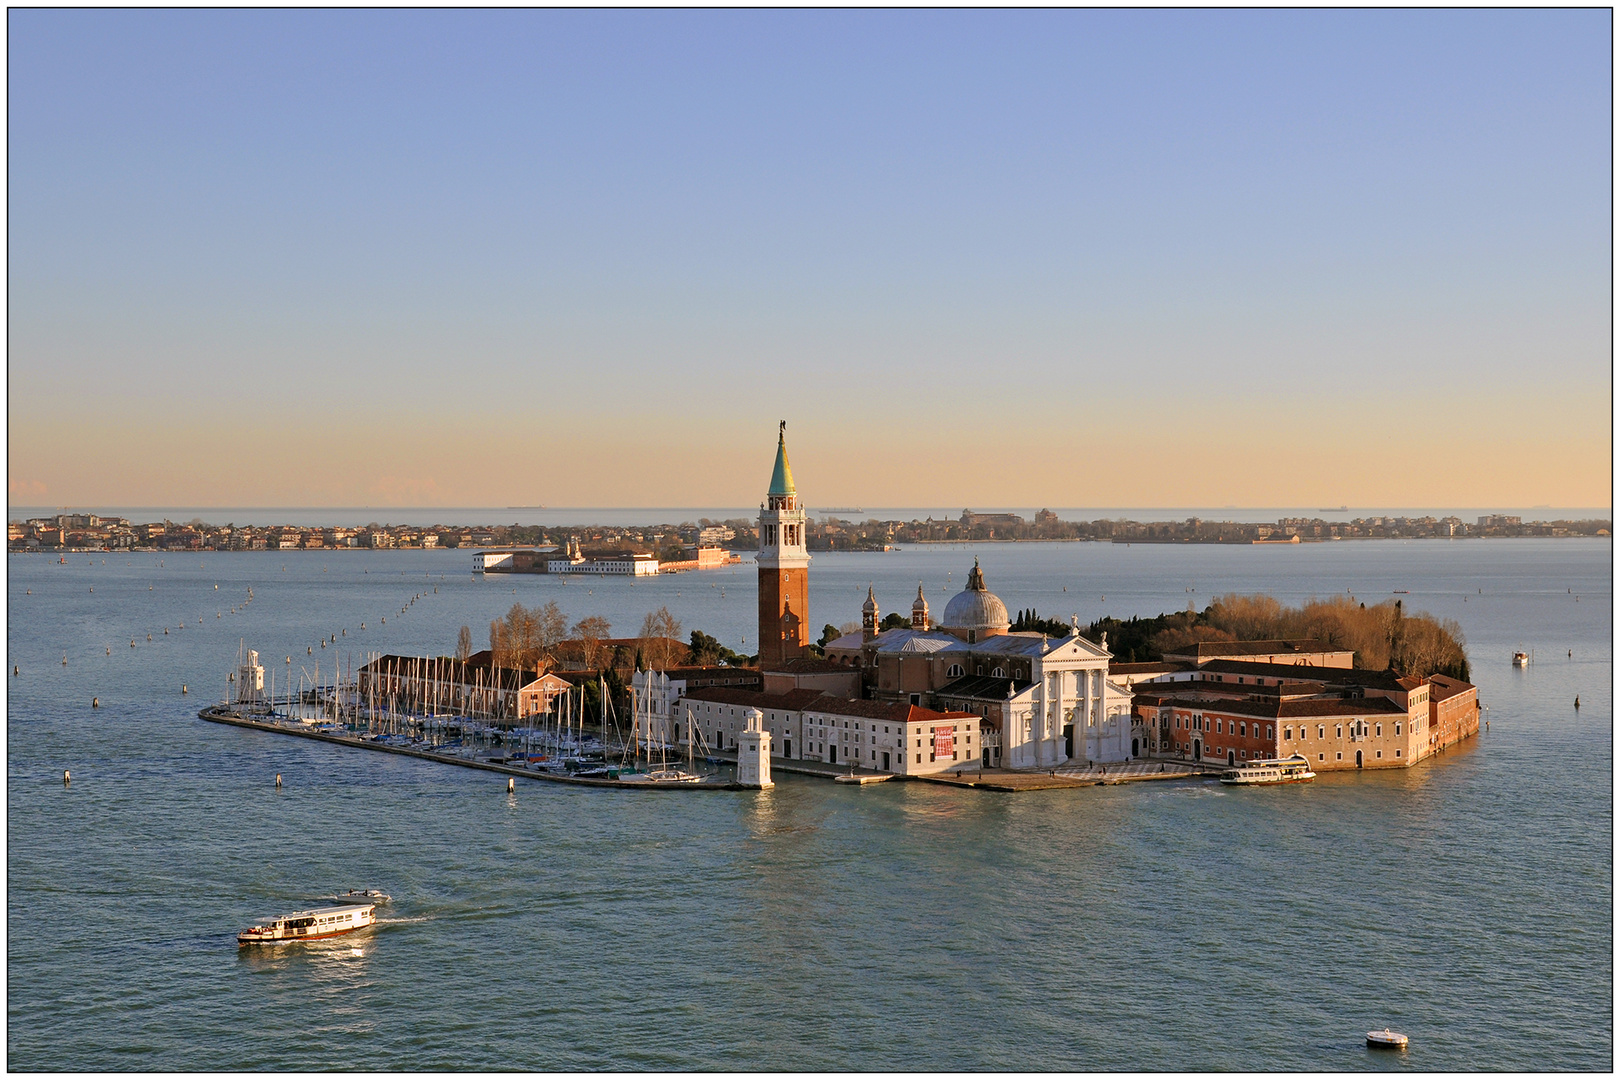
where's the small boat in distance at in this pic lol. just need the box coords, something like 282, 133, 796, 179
238, 903, 376, 945
1512, 651, 1530, 667
1366, 1029, 1408, 1049
1220, 754, 1316, 786
313, 889, 391, 905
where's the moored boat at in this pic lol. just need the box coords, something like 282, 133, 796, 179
1220, 753, 1316, 786
1366, 1028, 1408, 1049
637, 767, 702, 783
238, 903, 376, 945
1512, 650, 1530, 667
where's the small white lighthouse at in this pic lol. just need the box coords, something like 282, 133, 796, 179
737, 707, 774, 789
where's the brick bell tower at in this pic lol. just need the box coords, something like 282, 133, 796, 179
757, 421, 810, 669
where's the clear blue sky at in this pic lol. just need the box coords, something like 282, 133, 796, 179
9, 10, 1611, 508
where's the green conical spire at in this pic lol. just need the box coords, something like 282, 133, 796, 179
768, 420, 795, 495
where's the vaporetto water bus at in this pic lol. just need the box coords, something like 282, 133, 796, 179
1219, 753, 1316, 786
237, 902, 377, 945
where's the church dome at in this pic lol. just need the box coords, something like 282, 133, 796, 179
942, 558, 1009, 634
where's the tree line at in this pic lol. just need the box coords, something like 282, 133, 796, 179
1086, 592, 1469, 681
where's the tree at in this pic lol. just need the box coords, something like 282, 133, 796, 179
690, 629, 747, 667
640, 606, 684, 669
879, 612, 910, 631
456, 625, 472, 662
818, 624, 842, 649
536, 601, 568, 662
489, 600, 569, 672
1010, 608, 1072, 637
573, 615, 612, 670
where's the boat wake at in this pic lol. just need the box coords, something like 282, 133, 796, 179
372, 915, 432, 925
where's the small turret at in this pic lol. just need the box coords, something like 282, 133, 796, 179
862, 585, 879, 641
911, 582, 929, 630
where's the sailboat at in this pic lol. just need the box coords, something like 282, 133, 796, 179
633, 674, 700, 783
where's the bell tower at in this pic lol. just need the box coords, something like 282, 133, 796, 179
758, 422, 810, 669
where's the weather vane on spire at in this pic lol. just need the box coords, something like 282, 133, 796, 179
780, 419, 786, 439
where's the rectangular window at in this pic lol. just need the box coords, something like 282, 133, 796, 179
916, 754, 922, 764
1336, 752, 1342, 760
1395, 723, 1401, 736
1284, 727, 1292, 741
1395, 749, 1402, 757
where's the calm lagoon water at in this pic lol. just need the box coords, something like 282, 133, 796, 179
7, 538, 1611, 1070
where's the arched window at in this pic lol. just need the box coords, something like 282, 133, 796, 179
992, 666, 1005, 678
946, 664, 964, 678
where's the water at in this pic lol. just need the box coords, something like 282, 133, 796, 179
8, 539, 1611, 1069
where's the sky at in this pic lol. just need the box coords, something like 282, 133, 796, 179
8, 9, 1612, 510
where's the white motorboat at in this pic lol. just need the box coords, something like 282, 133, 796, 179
1512, 650, 1530, 667
1366, 1029, 1408, 1049
1220, 753, 1316, 786
238, 903, 376, 945
314, 889, 391, 905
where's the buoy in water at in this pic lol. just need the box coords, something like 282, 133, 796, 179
507, 777, 515, 793
92, 697, 99, 708
275, 773, 282, 788
63, 770, 70, 786
1574, 696, 1580, 710
62, 654, 67, 666
12, 665, 18, 676
182, 684, 188, 695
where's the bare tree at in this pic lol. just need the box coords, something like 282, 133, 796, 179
456, 625, 472, 662
536, 601, 568, 667
639, 606, 683, 670
573, 615, 612, 670
489, 618, 507, 666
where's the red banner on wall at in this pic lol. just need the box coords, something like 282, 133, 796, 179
934, 727, 954, 759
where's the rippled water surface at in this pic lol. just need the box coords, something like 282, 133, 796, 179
8, 539, 1611, 1069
